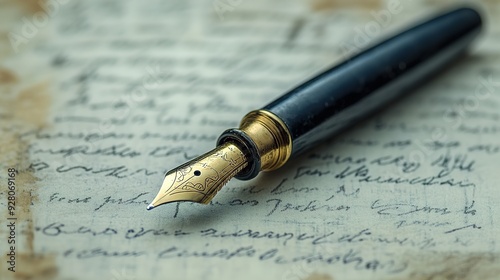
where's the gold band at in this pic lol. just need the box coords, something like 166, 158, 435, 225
239, 110, 292, 172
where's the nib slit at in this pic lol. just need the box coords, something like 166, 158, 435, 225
147, 142, 247, 209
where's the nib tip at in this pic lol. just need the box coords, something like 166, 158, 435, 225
146, 204, 155, 211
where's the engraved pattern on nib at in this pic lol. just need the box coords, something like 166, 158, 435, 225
153, 142, 247, 206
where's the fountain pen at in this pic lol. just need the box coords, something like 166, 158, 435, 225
147, 7, 482, 210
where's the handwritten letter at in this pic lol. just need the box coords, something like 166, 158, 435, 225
1, 0, 499, 279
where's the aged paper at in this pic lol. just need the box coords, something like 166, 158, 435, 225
1, 0, 499, 279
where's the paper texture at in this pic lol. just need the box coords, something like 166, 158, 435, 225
1, 0, 499, 279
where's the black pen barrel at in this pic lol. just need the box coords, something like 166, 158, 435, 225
263, 7, 482, 156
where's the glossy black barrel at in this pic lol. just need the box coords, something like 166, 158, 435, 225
264, 7, 482, 157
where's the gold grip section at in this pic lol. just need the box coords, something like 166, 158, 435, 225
239, 110, 292, 172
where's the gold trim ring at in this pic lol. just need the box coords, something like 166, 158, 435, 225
239, 110, 292, 172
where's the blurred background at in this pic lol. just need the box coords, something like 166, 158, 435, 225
1, 1, 499, 279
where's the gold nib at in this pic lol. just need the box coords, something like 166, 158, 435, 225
147, 109, 294, 211
147, 142, 248, 210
